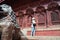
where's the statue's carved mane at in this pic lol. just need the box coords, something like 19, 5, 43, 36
0, 4, 19, 28
0, 4, 20, 40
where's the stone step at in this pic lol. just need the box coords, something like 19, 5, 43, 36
21, 25, 60, 32
21, 36, 60, 40
20, 25, 60, 40
27, 30, 60, 36
21, 26, 60, 36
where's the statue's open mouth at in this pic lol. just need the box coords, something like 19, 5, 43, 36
0, 11, 8, 19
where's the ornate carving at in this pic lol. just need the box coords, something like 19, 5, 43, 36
36, 5, 46, 13
26, 7, 34, 15
47, 1, 59, 11
51, 11, 59, 21
35, 5, 46, 16
18, 11, 24, 17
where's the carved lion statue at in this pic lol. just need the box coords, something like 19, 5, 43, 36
0, 4, 21, 40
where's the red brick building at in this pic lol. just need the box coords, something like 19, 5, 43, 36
0, 0, 60, 40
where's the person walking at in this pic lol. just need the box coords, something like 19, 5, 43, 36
31, 17, 36, 36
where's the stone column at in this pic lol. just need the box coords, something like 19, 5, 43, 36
47, 11, 52, 26
44, 13, 47, 28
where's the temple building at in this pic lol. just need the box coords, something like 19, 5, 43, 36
0, 0, 60, 40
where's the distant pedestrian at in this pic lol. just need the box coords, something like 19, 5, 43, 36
31, 17, 36, 36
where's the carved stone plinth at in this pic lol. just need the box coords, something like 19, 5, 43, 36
1, 23, 14, 40
12, 27, 21, 40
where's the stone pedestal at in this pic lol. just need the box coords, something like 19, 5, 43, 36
12, 27, 21, 40
1, 24, 14, 40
